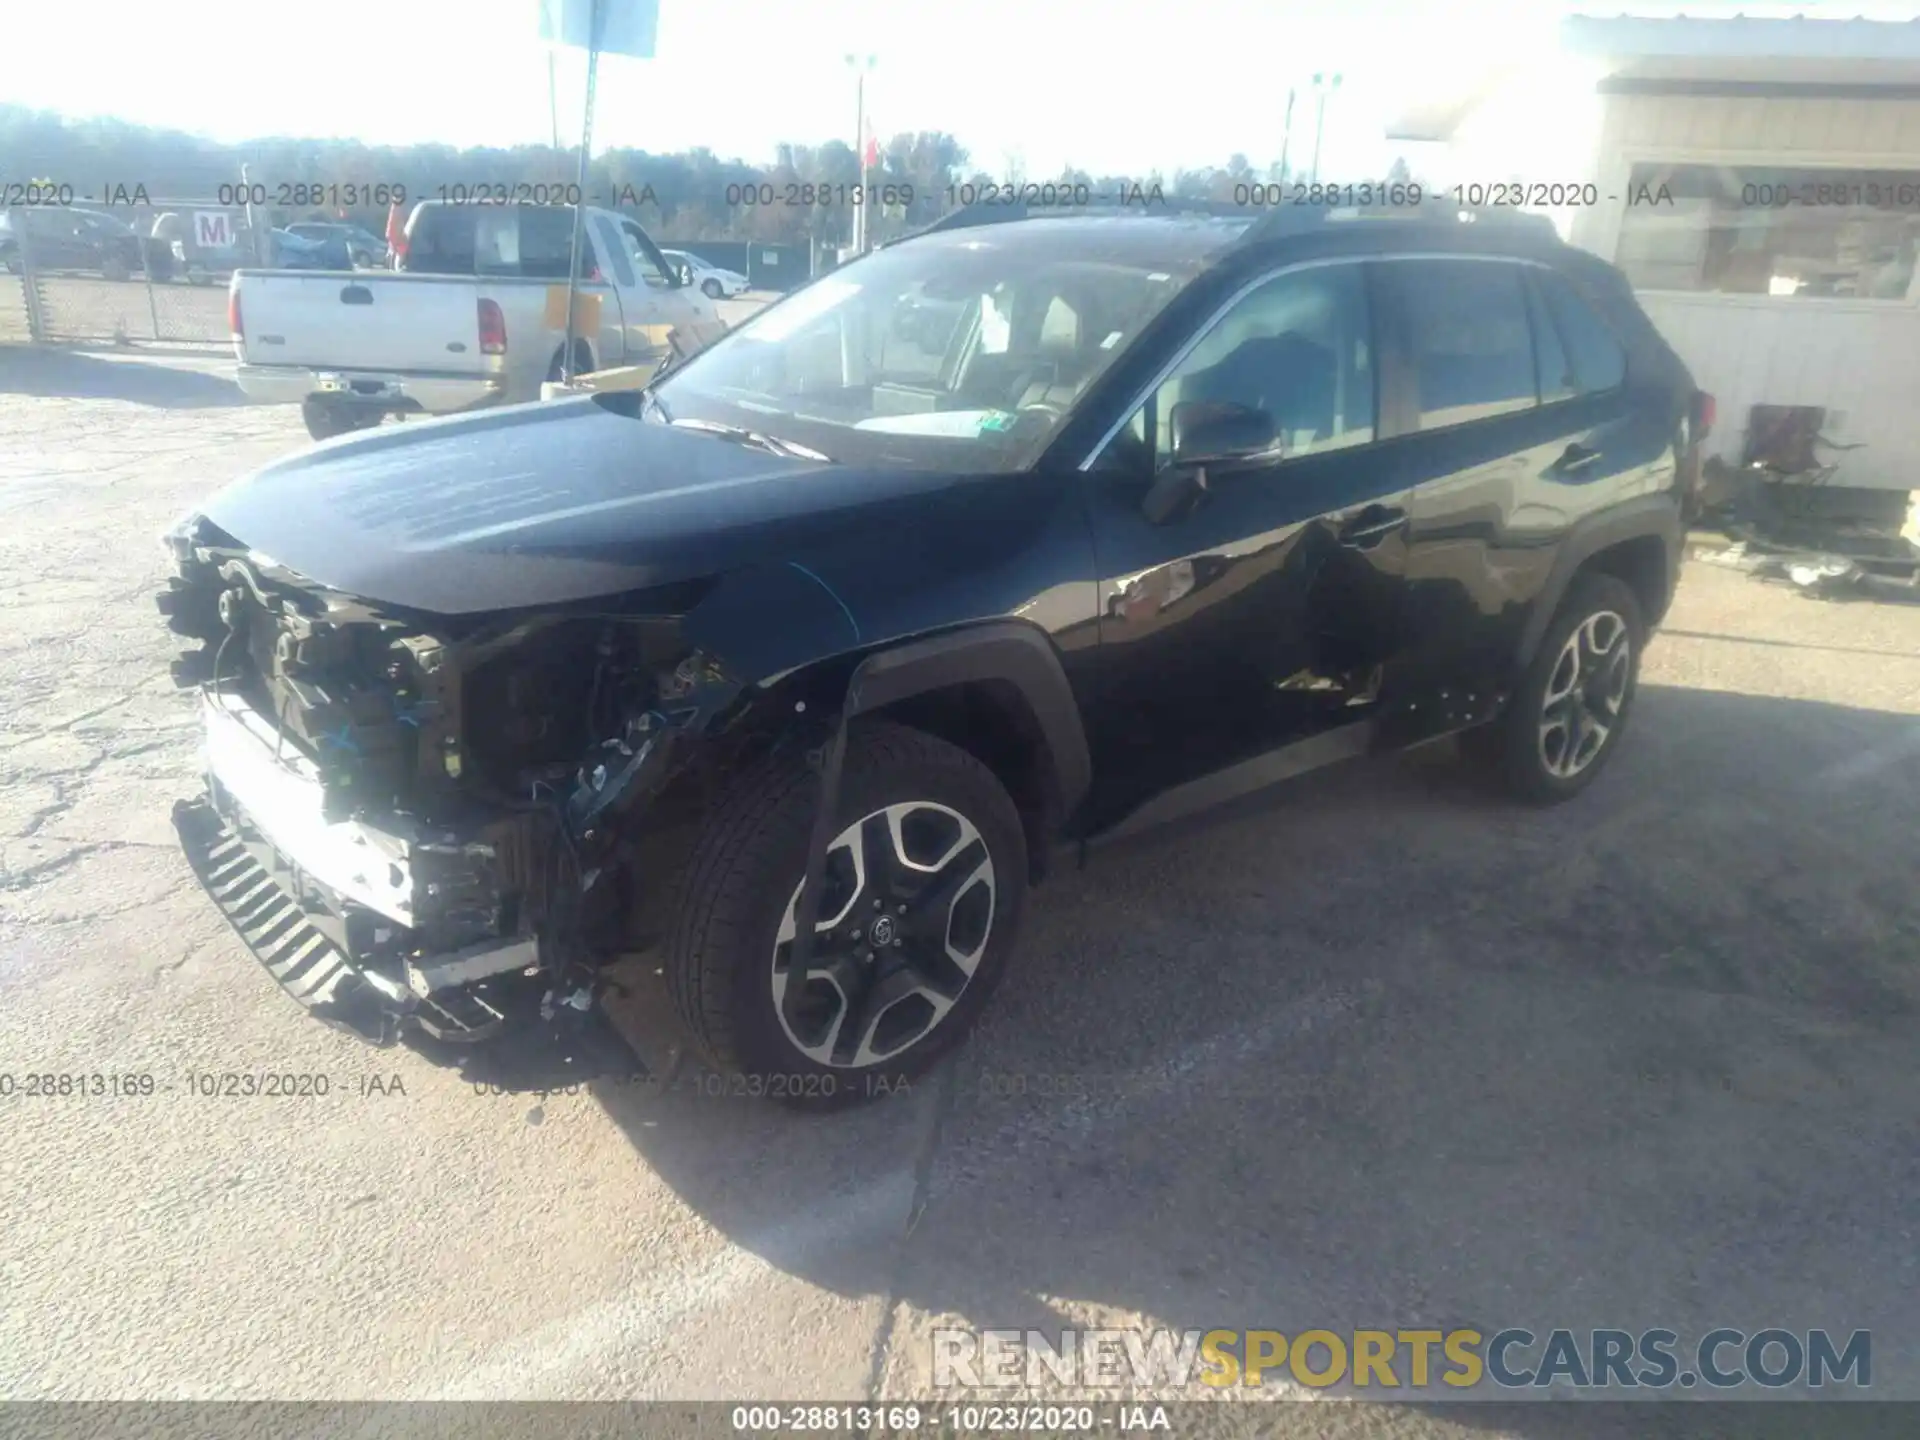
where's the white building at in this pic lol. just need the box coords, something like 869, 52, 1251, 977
1393, 11, 1920, 492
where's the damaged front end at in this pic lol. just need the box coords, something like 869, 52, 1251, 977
156, 512, 742, 1082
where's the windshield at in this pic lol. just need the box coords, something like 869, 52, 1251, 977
650, 237, 1198, 471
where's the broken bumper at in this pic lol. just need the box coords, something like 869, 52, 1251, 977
176, 691, 639, 1083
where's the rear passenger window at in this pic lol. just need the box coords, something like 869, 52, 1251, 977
403, 207, 476, 275
1535, 270, 1627, 394
1393, 261, 1537, 430
516, 208, 587, 280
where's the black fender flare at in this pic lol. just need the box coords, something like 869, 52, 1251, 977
844, 621, 1092, 821
1515, 494, 1682, 669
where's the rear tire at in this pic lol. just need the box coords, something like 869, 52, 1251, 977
101, 255, 131, 283
1463, 572, 1645, 804
546, 341, 594, 383
666, 720, 1028, 1109
301, 398, 379, 442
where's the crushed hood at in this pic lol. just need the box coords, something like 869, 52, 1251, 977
199, 395, 965, 614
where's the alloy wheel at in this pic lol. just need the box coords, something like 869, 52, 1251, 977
1538, 609, 1632, 779
770, 801, 996, 1069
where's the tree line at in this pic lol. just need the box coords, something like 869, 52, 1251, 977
2, 105, 1423, 247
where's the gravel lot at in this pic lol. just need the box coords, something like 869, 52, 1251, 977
3, 345, 1919, 1432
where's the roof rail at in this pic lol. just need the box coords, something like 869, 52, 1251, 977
1238, 199, 1561, 246
885, 192, 1563, 248
887, 193, 1260, 246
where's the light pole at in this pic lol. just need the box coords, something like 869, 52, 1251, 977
1277, 87, 1296, 184
845, 53, 876, 253
1310, 71, 1342, 185
240, 162, 263, 266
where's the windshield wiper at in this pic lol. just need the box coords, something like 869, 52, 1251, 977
667, 418, 831, 463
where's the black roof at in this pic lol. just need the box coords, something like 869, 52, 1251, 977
892, 196, 1563, 266
898, 211, 1253, 270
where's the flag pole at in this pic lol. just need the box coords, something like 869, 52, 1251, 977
854, 68, 867, 253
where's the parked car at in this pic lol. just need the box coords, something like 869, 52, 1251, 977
269, 228, 346, 270
230, 202, 720, 439
0, 205, 146, 280
286, 221, 389, 268
158, 199, 1707, 1104
661, 247, 751, 299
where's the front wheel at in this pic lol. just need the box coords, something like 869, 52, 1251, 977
701, 277, 724, 299
666, 720, 1028, 1107
1462, 572, 1645, 803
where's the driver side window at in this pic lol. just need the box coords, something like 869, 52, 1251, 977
621, 222, 676, 287
1110, 264, 1374, 471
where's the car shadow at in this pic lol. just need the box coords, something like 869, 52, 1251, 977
592, 684, 1920, 1418
0, 347, 244, 408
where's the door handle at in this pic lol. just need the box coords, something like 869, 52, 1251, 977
1553, 442, 1603, 474
1337, 504, 1407, 549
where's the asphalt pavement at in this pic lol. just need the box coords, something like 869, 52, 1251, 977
2, 344, 1918, 1433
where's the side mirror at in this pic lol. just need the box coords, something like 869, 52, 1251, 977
1141, 401, 1279, 526
1168, 399, 1277, 466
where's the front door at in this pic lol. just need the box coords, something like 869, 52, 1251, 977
1080, 260, 1413, 832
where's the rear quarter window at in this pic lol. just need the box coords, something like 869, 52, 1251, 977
1535, 268, 1627, 394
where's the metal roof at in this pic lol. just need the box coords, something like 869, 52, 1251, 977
1389, 11, 1920, 139
1566, 12, 1920, 60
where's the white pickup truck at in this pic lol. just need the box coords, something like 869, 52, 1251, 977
231, 203, 724, 439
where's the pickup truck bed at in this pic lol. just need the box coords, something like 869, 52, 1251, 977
231, 208, 723, 439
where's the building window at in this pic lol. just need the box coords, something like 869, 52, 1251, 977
1616, 163, 1920, 300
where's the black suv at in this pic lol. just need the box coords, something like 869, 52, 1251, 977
158, 200, 1708, 1103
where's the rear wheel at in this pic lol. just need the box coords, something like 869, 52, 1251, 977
101, 254, 131, 283
301, 397, 379, 442
1463, 572, 1644, 803
666, 720, 1028, 1107
546, 340, 595, 383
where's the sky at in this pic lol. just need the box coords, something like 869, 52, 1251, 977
7, 0, 1920, 181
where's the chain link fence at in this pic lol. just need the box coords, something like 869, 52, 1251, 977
0, 270, 32, 344
3, 200, 270, 347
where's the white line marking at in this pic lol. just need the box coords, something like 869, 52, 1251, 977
415, 987, 1359, 1399
415, 1169, 918, 1400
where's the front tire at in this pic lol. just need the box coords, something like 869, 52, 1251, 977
666, 720, 1028, 1107
1463, 572, 1645, 804
701, 277, 724, 299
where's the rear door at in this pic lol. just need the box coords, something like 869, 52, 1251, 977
1376, 255, 1641, 738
